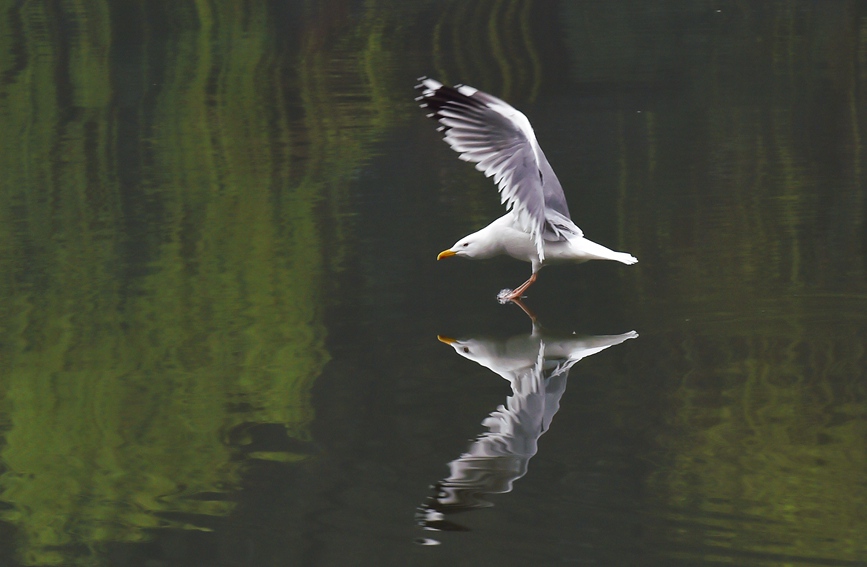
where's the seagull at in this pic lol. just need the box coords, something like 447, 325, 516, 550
416, 77, 637, 300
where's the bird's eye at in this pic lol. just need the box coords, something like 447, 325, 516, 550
462, 347, 470, 353
462, 242, 469, 247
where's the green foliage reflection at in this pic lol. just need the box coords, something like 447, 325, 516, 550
559, 3, 867, 562
0, 0, 401, 564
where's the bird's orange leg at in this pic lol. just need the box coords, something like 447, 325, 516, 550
506, 272, 537, 300
510, 297, 538, 322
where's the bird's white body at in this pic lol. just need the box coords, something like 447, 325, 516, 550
463, 213, 637, 273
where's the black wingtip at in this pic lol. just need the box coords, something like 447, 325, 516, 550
415, 77, 485, 133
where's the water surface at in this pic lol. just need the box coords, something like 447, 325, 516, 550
0, 1, 865, 566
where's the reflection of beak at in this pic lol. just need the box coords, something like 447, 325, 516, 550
437, 335, 457, 344
437, 249, 456, 260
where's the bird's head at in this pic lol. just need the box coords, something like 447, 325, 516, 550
437, 230, 498, 261
436, 335, 490, 365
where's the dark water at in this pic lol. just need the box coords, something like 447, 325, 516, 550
0, 1, 866, 565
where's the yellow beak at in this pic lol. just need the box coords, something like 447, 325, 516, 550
437, 249, 457, 260
437, 335, 457, 344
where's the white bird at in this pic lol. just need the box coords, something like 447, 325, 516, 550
416, 77, 637, 300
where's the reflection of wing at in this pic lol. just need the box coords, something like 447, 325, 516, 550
418, 330, 637, 533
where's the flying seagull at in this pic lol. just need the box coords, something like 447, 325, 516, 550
416, 77, 637, 300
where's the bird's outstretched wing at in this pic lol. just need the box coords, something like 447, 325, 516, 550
416, 78, 579, 260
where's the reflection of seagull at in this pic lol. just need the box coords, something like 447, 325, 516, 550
416, 325, 637, 533
416, 78, 637, 301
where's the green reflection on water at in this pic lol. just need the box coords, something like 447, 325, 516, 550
0, 0, 402, 564
0, 0, 865, 565
636, 313, 867, 564
570, 3, 867, 563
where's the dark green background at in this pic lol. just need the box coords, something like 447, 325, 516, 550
0, 1, 865, 565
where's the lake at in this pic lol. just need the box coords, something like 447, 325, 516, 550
0, 1, 865, 565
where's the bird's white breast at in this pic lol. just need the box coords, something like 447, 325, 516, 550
490, 222, 539, 262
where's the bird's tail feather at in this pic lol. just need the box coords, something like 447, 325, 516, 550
612, 251, 638, 265
569, 238, 638, 265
